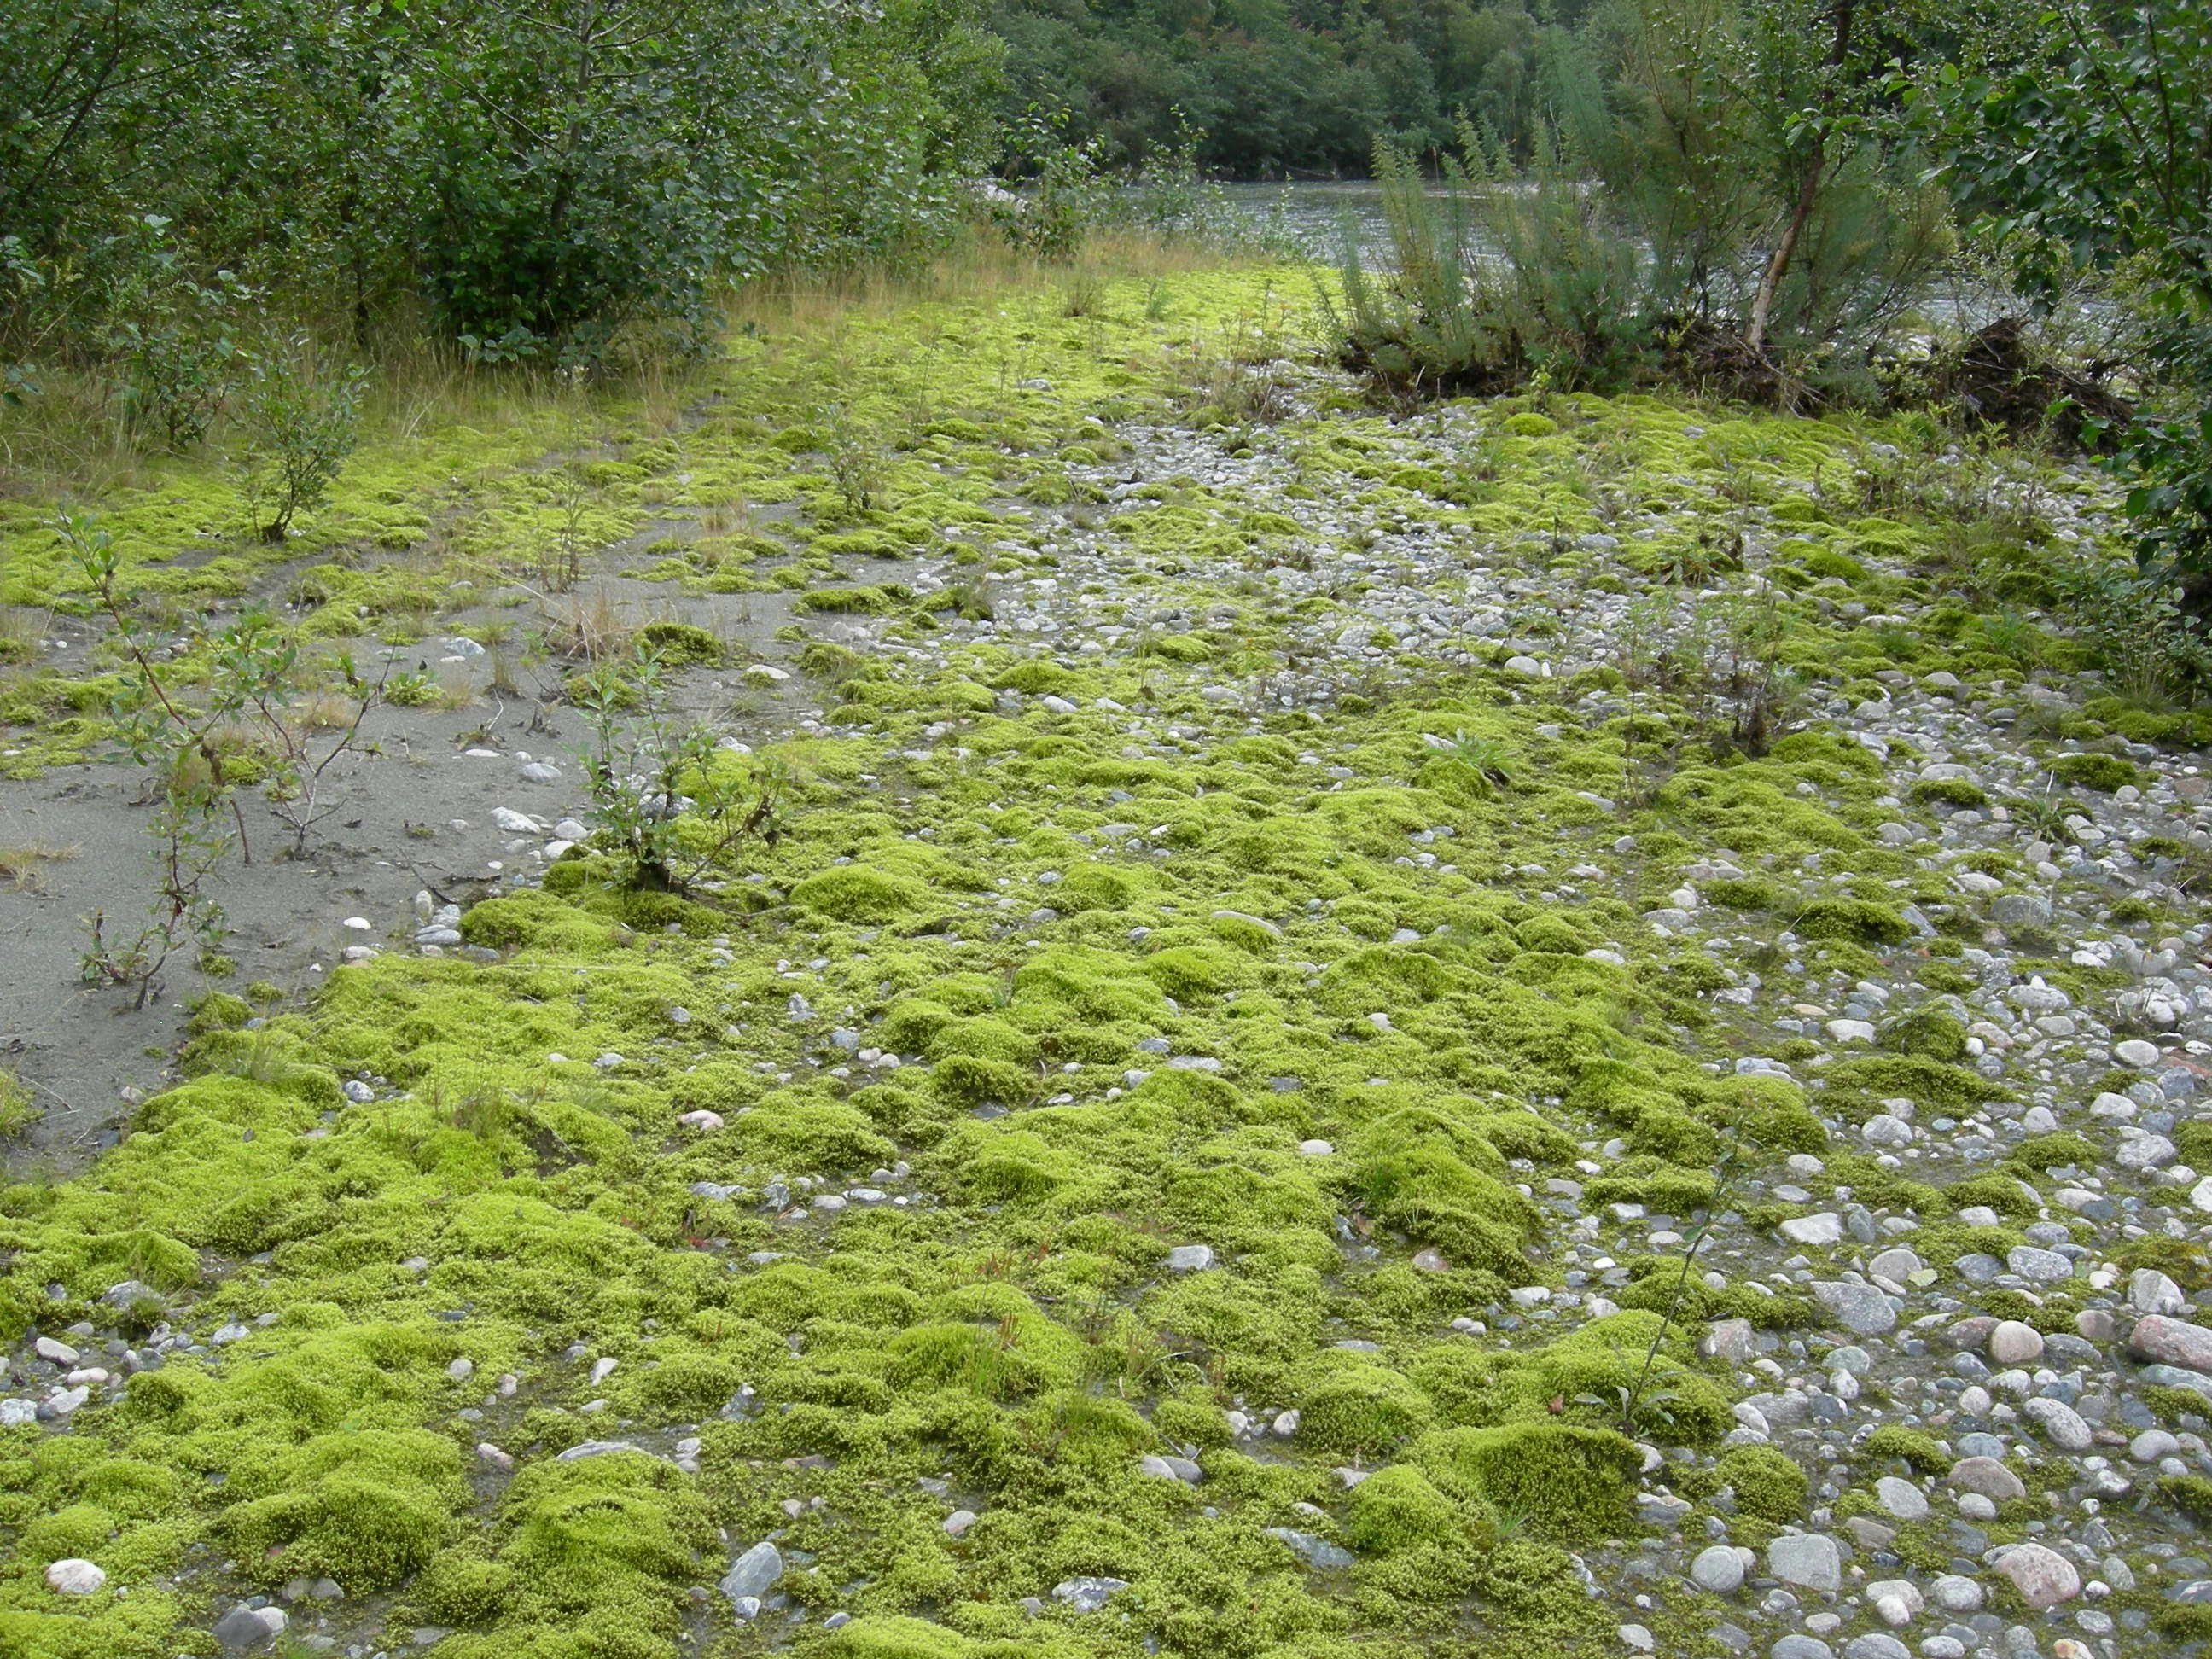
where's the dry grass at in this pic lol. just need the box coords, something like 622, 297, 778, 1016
544, 587, 637, 662
700, 492, 754, 536
724, 226, 1237, 339
0, 602, 50, 662
0, 839, 79, 893
294, 690, 361, 731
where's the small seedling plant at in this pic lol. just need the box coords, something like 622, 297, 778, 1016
572, 642, 789, 894
1578, 1139, 1750, 1439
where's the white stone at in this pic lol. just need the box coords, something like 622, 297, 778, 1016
1779, 1213, 1844, 1246
720, 1541, 784, 1604
1866, 1578, 1924, 1623
44, 1558, 105, 1595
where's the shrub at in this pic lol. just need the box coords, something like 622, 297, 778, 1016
231, 340, 366, 540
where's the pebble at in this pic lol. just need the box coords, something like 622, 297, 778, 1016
2128, 1313, 2212, 1371
2024, 1395, 2093, 1451
1947, 1456, 2026, 1501
1052, 1575, 1128, 1613
1265, 1528, 1355, 1569
719, 1540, 783, 1606
212, 1605, 287, 1650
1930, 1575, 1983, 1614
1779, 1213, 1844, 1246
1811, 1279, 1895, 1335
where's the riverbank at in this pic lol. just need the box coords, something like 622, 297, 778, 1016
6, 252, 2212, 1659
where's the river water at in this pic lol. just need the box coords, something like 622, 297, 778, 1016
1211, 180, 1401, 263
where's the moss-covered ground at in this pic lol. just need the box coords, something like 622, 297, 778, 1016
6, 253, 2212, 1659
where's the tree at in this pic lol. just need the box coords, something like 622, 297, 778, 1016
1939, 1, 2212, 579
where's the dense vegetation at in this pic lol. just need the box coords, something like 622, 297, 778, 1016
1328, 1, 2212, 597
1, 0, 1005, 368
989, 0, 1599, 175
1, 1, 2207, 590
986, 1, 2030, 178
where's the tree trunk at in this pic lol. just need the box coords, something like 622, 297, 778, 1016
1745, 0, 1856, 357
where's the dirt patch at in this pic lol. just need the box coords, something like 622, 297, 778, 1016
0, 563, 894, 1175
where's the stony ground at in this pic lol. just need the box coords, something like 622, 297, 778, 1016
6, 262, 2212, 1659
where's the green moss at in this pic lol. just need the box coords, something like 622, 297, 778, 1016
1941, 1173, 2040, 1220
1906, 777, 1988, 809
633, 620, 723, 666
220, 1429, 466, 1590
183, 990, 252, 1036
1345, 1465, 1469, 1553
1824, 1054, 2011, 1108
791, 865, 925, 921
1792, 899, 1912, 946
1412, 1423, 1642, 1540
1705, 877, 1780, 911
1880, 1008, 1968, 1062
1516, 914, 1593, 955
500, 1451, 712, 1615
1861, 1426, 1949, 1476
1716, 1444, 1807, 1522
2048, 752, 2139, 793
822, 1616, 981, 1658
0, 268, 2128, 1659
1296, 1354, 1436, 1455
2010, 1130, 2099, 1171
413, 1548, 517, 1626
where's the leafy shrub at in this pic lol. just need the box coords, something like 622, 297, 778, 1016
232, 340, 366, 540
